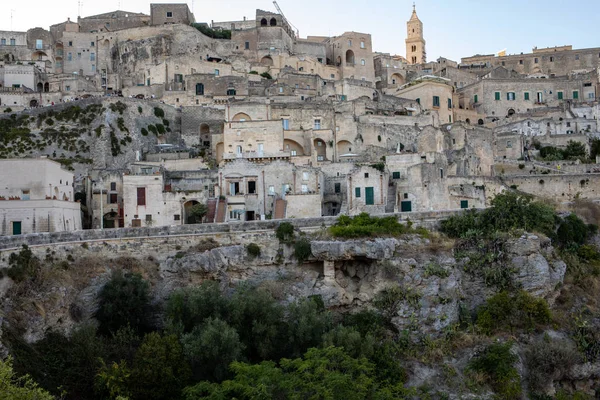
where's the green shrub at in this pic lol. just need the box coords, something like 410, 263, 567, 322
138, 106, 143, 114
518, 164, 525, 169
330, 213, 410, 238
141, 128, 148, 136
373, 286, 421, 326
0, 356, 54, 399
424, 262, 450, 279
109, 101, 127, 115
468, 342, 521, 399
191, 23, 232, 39
95, 270, 151, 335
155, 124, 166, 135
556, 213, 595, 248
441, 192, 555, 238
294, 238, 312, 263
276, 222, 294, 242
260, 72, 273, 79
249, 71, 259, 75
147, 125, 157, 135
477, 291, 551, 334
286, 297, 332, 358
6, 245, 40, 283
525, 338, 580, 395
153, 107, 165, 119
246, 243, 261, 258
45, 118, 54, 126
4, 107, 12, 113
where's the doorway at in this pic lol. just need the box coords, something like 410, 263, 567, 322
12, 221, 22, 235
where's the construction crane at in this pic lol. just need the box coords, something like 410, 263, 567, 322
273, 1, 299, 38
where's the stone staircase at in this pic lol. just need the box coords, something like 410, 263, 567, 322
215, 198, 227, 223
206, 198, 218, 223
385, 185, 397, 213
274, 199, 287, 219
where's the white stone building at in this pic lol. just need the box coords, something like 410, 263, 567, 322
0, 159, 82, 235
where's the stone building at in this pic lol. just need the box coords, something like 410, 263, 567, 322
395, 76, 455, 124
406, 5, 426, 65
346, 165, 389, 215
0, 159, 82, 235
150, 3, 195, 26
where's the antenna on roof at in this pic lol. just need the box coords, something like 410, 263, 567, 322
78, 0, 83, 17
10, 9, 15, 31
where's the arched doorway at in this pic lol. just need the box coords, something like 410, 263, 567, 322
29, 99, 38, 107
390, 73, 405, 86
44, 82, 49, 93
346, 50, 355, 65
183, 200, 201, 224
215, 142, 224, 164
36, 82, 43, 92
103, 211, 118, 229
507, 109, 516, 117
465, 118, 471, 125
260, 56, 273, 66
260, 18, 268, 26
314, 139, 327, 161
232, 112, 251, 122
336, 140, 353, 155
284, 139, 304, 156
200, 123, 210, 135
270, 18, 277, 26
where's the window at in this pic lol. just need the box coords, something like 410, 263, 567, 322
174, 215, 181, 221
68, 41, 73, 47
440, 169, 444, 179
214, 69, 219, 76
361, 59, 365, 66
303, 172, 309, 181
282, 119, 289, 130
566, 122, 571, 127
90, 52, 95, 61
334, 183, 341, 193
448, 98, 452, 109
36, 39, 43, 49
519, 60, 523, 65
355, 187, 361, 198
291, 150, 297, 156
558, 91, 563, 100
474, 94, 478, 103
245, 41, 250, 50
91, 41, 95, 47
279, 87, 283, 93
248, 181, 256, 194
137, 188, 146, 206
360, 41, 365, 49
0, 38, 5, 45
67, 52, 72, 61
550, 57, 554, 62
314, 119, 321, 130
145, 215, 152, 223
92, 65, 96, 72
392, 172, 401, 179
195, 83, 204, 95
65, 85, 71, 91
110, 182, 117, 191
227, 89, 236, 96
229, 182, 240, 195
433, 96, 440, 107
348, 40, 352, 47
269, 185, 275, 194
166, 11, 173, 17
507, 140, 512, 148
589, 93, 595, 100
10, 38, 15, 46
461, 200, 469, 209
77, 52, 81, 60
301, 184, 308, 193
364, 173, 369, 178
576, 55, 580, 60
495, 92, 501, 101
236, 145, 242, 155
507, 92, 516, 101
573, 91, 579, 100
416, 98, 420, 105
524, 92, 530, 101
21, 190, 30, 200
109, 193, 118, 204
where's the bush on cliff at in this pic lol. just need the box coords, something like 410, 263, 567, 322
330, 213, 411, 238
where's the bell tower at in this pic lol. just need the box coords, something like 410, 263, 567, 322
405, 3, 426, 65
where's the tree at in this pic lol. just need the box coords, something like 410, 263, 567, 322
563, 140, 588, 160
183, 347, 414, 400
95, 270, 151, 335
0, 357, 54, 400
285, 297, 332, 358
188, 203, 208, 224
130, 332, 191, 400
181, 318, 245, 381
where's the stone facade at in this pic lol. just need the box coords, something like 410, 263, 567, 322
150, 4, 195, 26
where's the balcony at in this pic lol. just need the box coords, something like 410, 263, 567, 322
222, 151, 291, 161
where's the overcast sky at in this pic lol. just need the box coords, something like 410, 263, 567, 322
3, 0, 599, 61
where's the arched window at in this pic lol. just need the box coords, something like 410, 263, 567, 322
196, 83, 204, 95
36, 82, 43, 92
236, 145, 243, 155
44, 82, 49, 93
260, 18, 268, 26
270, 18, 277, 26
361, 59, 365, 66
346, 50, 355, 65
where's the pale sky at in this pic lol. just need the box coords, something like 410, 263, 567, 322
3, 0, 599, 62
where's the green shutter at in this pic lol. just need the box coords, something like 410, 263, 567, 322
573, 91, 579, 99
474, 94, 478, 103
401, 201, 412, 212
524, 92, 530, 100
558, 92, 563, 100
461, 200, 469, 209
433, 96, 440, 107
365, 187, 375, 205
392, 172, 400, 179
448, 98, 452, 109
12, 221, 21, 235
355, 187, 361, 198
416, 98, 420, 105
495, 92, 501, 101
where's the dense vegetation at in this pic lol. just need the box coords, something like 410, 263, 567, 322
329, 213, 427, 238
191, 23, 232, 40
538, 140, 588, 162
